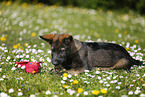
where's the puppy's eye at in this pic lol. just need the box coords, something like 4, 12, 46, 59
60, 48, 65, 51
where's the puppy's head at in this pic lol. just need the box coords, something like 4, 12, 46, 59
39, 34, 73, 66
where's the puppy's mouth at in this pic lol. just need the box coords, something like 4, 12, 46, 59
52, 58, 66, 66
52, 60, 61, 66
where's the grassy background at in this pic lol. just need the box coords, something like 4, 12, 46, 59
0, 1, 145, 97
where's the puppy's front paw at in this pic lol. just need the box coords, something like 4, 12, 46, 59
49, 67, 62, 74
49, 68, 57, 74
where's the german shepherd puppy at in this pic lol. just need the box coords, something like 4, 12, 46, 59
40, 33, 143, 75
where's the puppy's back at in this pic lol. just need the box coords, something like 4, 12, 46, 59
85, 42, 143, 68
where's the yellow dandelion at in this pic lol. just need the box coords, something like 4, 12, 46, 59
12, 52, 15, 54
115, 29, 119, 33
63, 73, 68, 77
13, 45, 18, 49
63, 85, 69, 89
101, 89, 107, 94
22, 3, 27, 8
31, 32, 36, 37
126, 48, 129, 50
135, 40, 139, 43
73, 80, 79, 84
0, 37, 7, 41
78, 88, 83, 93
70, 83, 73, 85
141, 79, 144, 82
6, 1, 12, 6
97, 68, 100, 71
92, 90, 100, 95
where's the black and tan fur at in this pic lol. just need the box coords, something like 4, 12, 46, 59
40, 33, 143, 75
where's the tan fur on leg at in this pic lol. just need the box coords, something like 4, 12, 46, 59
67, 68, 85, 75
100, 58, 129, 70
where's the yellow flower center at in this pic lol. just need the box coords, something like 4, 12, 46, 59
78, 88, 83, 93
13, 45, 18, 49
31, 32, 36, 37
92, 90, 100, 95
73, 80, 78, 84
0, 37, 7, 41
135, 40, 139, 43
63, 73, 68, 77
101, 89, 107, 94
141, 79, 144, 82
63, 85, 69, 89
126, 48, 129, 50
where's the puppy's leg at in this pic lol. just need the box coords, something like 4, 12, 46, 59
100, 58, 129, 70
49, 65, 65, 74
67, 68, 85, 75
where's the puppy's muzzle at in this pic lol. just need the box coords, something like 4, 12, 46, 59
52, 59, 62, 65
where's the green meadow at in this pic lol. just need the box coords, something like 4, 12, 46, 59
0, 1, 145, 97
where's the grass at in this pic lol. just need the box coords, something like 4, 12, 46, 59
0, 1, 145, 97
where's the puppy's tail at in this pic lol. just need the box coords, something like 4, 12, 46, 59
131, 58, 144, 66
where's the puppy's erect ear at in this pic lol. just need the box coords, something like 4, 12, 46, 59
63, 35, 73, 45
39, 34, 54, 44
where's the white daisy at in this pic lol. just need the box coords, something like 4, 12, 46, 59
18, 92, 23, 96
8, 88, 14, 93
45, 90, 51, 95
